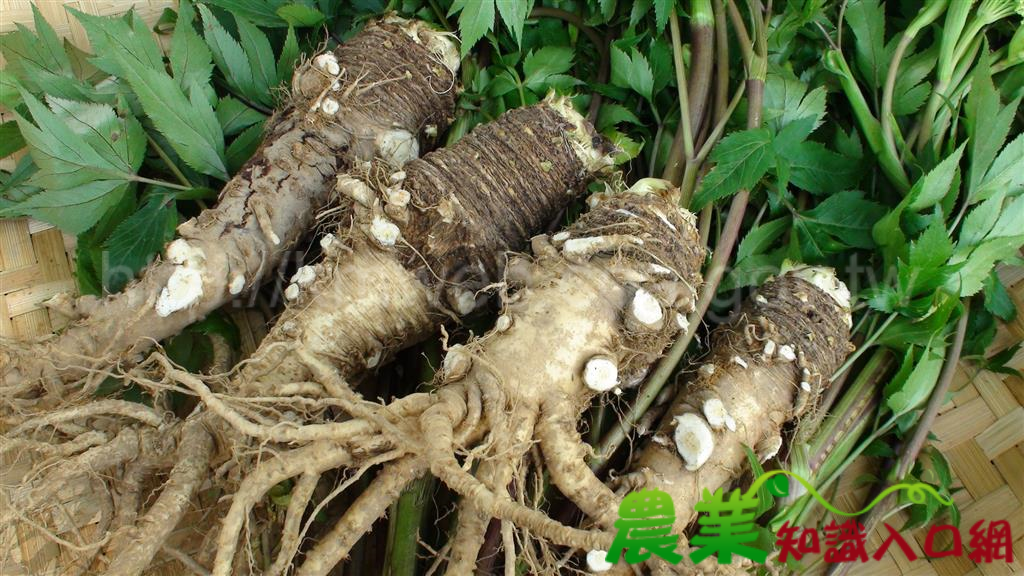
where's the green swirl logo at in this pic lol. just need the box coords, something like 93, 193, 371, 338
747, 470, 954, 515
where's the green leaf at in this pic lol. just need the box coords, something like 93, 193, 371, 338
720, 252, 784, 291
966, 54, 1019, 202
610, 45, 654, 101
738, 217, 791, 260
603, 128, 643, 164
0, 121, 26, 158
203, 0, 289, 27
227, 121, 266, 174
886, 343, 946, 417
797, 190, 886, 249
983, 271, 1015, 321
765, 72, 826, 141
74, 9, 227, 179
947, 235, 1024, 297
959, 189, 1005, 249
844, 0, 887, 89
236, 14, 279, 94
596, 103, 642, 132
692, 127, 774, 209
496, 0, 533, 45
276, 4, 326, 27
908, 144, 965, 212
451, 0, 495, 56
974, 132, 1024, 203
653, 0, 673, 33
523, 46, 574, 90
103, 193, 178, 292
70, 9, 164, 80
779, 141, 860, 195
198, 5, 258, 104
216, 97, 266, 136
277, 26, 300, 85
12, 91, 143, 190
170, 0, 214, 97
1, 9, 96, 102
742, 445, 775, 517
2, 181, 130, 235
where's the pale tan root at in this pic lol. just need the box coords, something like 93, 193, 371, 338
104, 419, 214, 576
265, 471, 320, 576
295, 457, 424, 576
211, 441, 357, 576
447, 406, 536, 572
4, 400, 165, 438
537, 398, 620, 529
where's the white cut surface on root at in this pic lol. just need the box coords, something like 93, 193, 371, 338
673, 413, 714, 471
155, 267, 204, 317
584, 356, 619, 392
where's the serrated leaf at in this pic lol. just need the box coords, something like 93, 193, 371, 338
966, 54, 1018, 203
959, 189, 1005, 249
893, 82, 931, 116
779, 141, 860, 195
648, 38, 674, 95
203, 0, 289, 27
610, 46, 653, 101
277, 26, 300, 84
496, 0, 533, 45
798, 190, 886, 249
227, 121, 266, 174
12, 91, 143, 190
653, 0, 673, 33
738, 217, 791, 260
276, 4, 326, 27
2, 181, 129, 235
523, 46, 574, 90
630, 0, 653, 26
198, 5, 258, 105
692, 128, 774, 209
73, 9, 227, 178
452, 0, 495, 56
983, 271, 1016, 321
0, 121, 26, 158
170, 0, 214, 97
886, 343, 946, 416
720, 252, 784, 291
845, 0, 887, 89
765, 72, 826, 140
70, 9, 164, 80
103, 193, 177, 292
974, 132, 1024, 203
236, 14, 279, 95
908, 144, 965, 212
596, 103, 643, 132
216, 96, 266, 136
1, 9, 95, 102
947, 235, 1024, 297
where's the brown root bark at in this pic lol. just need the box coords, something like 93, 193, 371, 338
606, 268, 854, 574
2, 17, 459, 391
235, 99, 613, 397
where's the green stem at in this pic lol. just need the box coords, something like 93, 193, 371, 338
145, 132, 193, 189
826, 49, 910, 192
830, 312, 897, 381
130, 175, 192, 191
688, 0, 715, 143
661, 9, 695, 185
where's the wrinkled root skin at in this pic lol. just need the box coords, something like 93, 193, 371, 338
206, 184, 704, 576
1, 18, 457, 393
237, 102, 610, 396
612, 271, 853, 574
